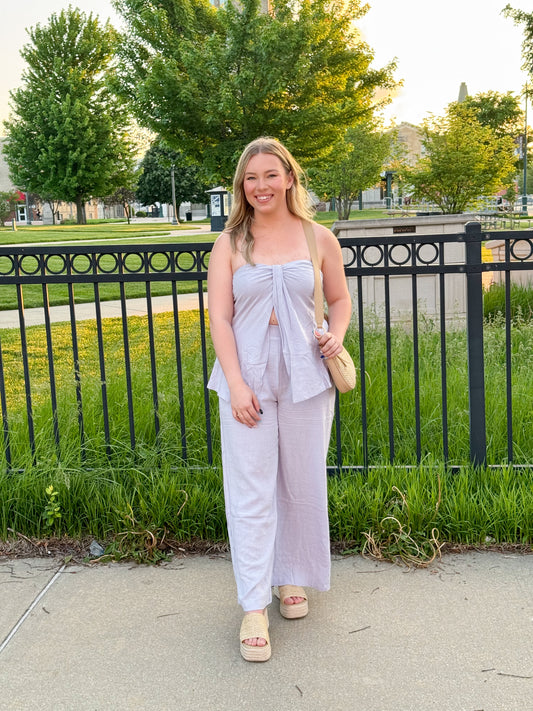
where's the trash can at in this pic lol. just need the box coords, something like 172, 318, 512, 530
186, 211, 192, 221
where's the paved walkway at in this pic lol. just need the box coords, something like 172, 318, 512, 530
1, 293, 208, 329
0, 551, 532, 710
1, 224, 214, 329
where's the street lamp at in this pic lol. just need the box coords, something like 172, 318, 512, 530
522, 84, 528, 215
25, 190, 32, 226
170, 164, 179, 225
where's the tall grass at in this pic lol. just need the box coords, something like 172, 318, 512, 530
2, 310, 533, 471
333, 315, 533, 466
1, 309, 533, 555
1, 461, 531, 558
0, 310, 216, 471
484, 282, 533, 320
328, 464, 533, 549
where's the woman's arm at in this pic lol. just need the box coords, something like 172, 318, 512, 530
314, 224, 352, 359
207, 233, 261, 427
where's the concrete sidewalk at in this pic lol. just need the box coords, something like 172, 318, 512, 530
1, 292, 208, 329
0, 551, 531, 710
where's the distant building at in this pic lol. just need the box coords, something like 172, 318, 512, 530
458, 82, 469, 103
0, 138, 12, 192
393, 122, 423, 166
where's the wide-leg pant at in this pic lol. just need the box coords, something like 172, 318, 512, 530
219, 326, 335, 611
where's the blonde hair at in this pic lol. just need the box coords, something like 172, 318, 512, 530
225, 137, 314, 264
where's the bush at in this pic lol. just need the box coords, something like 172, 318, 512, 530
136, 210, 147, 217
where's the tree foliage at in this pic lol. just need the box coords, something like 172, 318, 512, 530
406, 105, 517, 214
113, 0, 397, 184
311, 124, 391, 220
504, 5, 533, 76
459, 91, 523, 139
104, 186, 138, 224
3, 7, 136, 224
136, 141, 209, 213
0, 190, 23, 226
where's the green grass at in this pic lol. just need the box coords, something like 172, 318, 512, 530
484, 283, 533, 320
1, 460, 531, 561
1, 310, 532, 558
2, 311, 533, 471
313, 209, 391, 228
2, 210, 531, 559
0, 220, 208, 246
0, 310, 212, 469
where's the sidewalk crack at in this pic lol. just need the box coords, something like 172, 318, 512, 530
0, 564, 66, 656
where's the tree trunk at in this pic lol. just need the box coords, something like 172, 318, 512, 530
337, 194, 351, 221
47, 201, 56, 225
75, 196, 86, 225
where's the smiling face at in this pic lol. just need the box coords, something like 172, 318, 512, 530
242, 152, 294, 215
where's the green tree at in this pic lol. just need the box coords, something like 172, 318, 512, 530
38, 194, 62, 225
516, 164, 533, 196
504, 6, 533, 75
136, 141, 209, 216
103, 158, 139, 224
459, 91, 529, 190
113, 0, 397, 183
104, 186, 137, 224
3, 7, 135, 224
406, 105, 517, 214
311, 124, 392, 220
459, 91, 523, 139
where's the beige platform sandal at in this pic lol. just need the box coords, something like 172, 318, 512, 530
239, 610, 271, 662
277, 585, 308, 619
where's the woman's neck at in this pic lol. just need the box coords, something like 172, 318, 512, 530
252, 208, 299, 233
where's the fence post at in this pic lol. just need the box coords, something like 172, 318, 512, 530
465, 221, 487, 466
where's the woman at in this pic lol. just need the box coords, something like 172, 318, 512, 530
207, 137, 352, 661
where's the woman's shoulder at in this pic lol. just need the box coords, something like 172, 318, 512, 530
211, 230, 234, 255
310, 221, 333, 236
209, 232, 234, 271
310, 221, 338, 248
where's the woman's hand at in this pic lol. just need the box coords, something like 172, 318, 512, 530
230, 382, 262, 428
314, 329, 344, 359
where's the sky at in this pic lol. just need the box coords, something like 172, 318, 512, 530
0, 0, 529, 130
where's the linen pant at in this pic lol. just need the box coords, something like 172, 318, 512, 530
219, 325, 335, 612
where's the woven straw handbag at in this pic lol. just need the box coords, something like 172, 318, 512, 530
303, 221, 356, 393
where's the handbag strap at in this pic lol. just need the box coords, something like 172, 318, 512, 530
302, 220, 325, 329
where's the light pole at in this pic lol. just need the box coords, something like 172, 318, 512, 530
25, 191, 32, 226
522, 84, 528, 215
171, 164, 179, 225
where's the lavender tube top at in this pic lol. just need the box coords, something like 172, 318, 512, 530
208, 259, 332, 403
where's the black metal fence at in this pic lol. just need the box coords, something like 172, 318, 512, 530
1, 222, 533, 472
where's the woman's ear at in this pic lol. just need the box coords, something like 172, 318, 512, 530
287, 171, 295, 189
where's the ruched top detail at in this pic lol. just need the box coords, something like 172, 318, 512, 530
208, 260, 332, 403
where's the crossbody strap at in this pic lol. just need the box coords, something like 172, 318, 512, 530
302, 220, 325, 329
